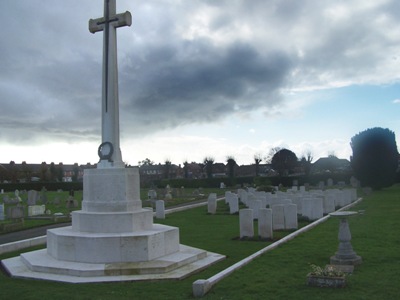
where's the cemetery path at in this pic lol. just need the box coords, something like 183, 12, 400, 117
0, 222, 70, 245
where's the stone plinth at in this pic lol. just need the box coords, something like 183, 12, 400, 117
3, 167, 225, 282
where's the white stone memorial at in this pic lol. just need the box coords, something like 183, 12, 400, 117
207, 193, 217, 214
284, 204, 298, 230
28, 205, 46, 217
258, 208, 273, 239
302, 197, 323, 221
272, 204, 285, 230
239, 209, 254, 238
229, 194, 239, 214
2, 0, 223, 282
155, 200, 165, 219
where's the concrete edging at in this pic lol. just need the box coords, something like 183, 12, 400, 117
192, 197, 363, 297
0, 236, 46, 256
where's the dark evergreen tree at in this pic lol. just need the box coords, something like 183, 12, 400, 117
351, 127, 399, 189
226, 156, 236, 179
271, 149, 298, 176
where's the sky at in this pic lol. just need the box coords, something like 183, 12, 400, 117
0, 0, 399, 167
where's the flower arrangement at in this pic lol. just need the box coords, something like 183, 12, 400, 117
307, 264, 346, 288
309, 264, 345, 278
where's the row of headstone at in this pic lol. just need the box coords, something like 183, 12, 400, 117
232, 186, 358, 238
239, 208, 275, 239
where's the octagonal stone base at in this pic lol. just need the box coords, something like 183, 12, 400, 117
2, 245, 225, 283
47, 224, 180, 263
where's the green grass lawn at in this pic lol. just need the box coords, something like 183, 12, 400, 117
1, 185, 400, 299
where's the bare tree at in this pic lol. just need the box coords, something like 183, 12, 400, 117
203, 157, 214, 179
254, 153, 263, 176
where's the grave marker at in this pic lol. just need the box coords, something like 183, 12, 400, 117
258, 208, 273, 239
155, 200, 165, 219
207, 193, 217, 214
272, 204, 285, 230
239, 209, 254, 238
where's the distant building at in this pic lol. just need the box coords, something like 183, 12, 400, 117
311, 157, 351, 173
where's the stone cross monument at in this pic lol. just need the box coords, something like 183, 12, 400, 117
89, 0, 132, 168
1, 1, 224, 283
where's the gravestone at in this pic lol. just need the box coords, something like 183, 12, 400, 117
27, 190, 39, 206
148, 189, 157, 200
302, 197, 323, 221
3, 195, 10, 204
53, 196, 61, 206
284, 204, 298, 230
28, 205, 46, 217
272, 204, 285, 230
15, 190, 22, 202
0, 203, 4, 221
225, 191, 232, 204
327, 178, 334, 187
229, 194, 239, 214
238, 189, 248, 205
207, 193, 217, 214
155, 200, 165, 219
258, 208, 273, 239
1, 189, 3, 194
7, 205, 24, 220
239, 209, 254, 238
323, 194, 336, 214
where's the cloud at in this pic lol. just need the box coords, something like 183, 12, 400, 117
393, 99, 400, 104
0, 0, 399, 147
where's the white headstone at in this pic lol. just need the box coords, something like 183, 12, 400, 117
229, 194, 239, 214
148, 189, 157, 200
302, 197, 323, 221
238, 189, 248, 205
225, 191, 232, 204
323, 194, 336, 214
258, 208, 273, 239
27, 190, 38, 206
207, 193, 217, 214
155, 200, 165, 219
240, 209, 254, 238
284, 204, 298, 230
28, 205, 46, 217
272, 204, 285, 230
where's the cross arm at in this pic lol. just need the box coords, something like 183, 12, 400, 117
89, 11, 132, 34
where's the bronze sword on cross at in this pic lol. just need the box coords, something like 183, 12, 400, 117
89, 0, 131, 168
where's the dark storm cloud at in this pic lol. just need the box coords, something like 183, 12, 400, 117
120, 41, 292, 134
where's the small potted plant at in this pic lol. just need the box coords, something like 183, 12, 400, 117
307, 264, 346, 288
